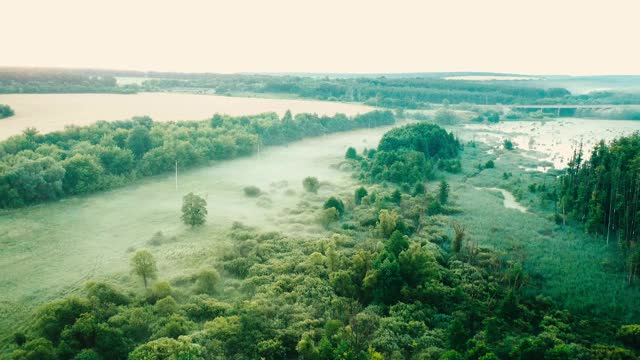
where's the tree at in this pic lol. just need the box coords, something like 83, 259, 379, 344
323, 196, 345, 217
377, 209, 399, 238
129, 337, 202, 360
485, 160, 495, 169
303, 176, 320, 193
318, 207, 338, 228
435, 108, 458, 125
354, 186, 368, 205
345, 147, 358, 160
195, 269, 220, 295
130, 250, 158, 289
439, 180, 449, 204
181, 193, 207, 227
0, 104, 15, 119
126, 127, 152, 158
503, 139, 514, 150
452, 223, 465, 254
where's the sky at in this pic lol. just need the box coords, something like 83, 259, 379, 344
3, 0, 639, 75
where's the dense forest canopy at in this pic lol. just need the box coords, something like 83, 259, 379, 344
0, 110, 394, 208
359, 123, 461, 184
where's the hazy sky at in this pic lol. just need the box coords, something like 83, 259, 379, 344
3, 0, 638, 75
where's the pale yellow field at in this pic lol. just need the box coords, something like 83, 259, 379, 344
0, 93, 374, 140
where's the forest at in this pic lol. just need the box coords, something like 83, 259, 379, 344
557, 133, 640, 284
0, 110, 394, 208
7, 123, 640, 360
3, 68, 640, 108
0, 68, 134, 94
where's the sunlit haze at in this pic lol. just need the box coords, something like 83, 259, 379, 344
3, 0, 639, 75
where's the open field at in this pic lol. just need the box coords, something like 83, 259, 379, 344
0, 93, 374, 140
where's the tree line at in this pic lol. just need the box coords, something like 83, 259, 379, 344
0, 110, 394, 208
558, 134, 640, 284
0, 68, 134, 94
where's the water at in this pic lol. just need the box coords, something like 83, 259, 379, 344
0, 93, 374, 140
464, 117, 640, 168
474, 187, 527, 213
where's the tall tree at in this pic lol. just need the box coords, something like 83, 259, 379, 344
130, 250, 157, 288
181, 193, 208, 227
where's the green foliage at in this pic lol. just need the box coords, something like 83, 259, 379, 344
439, 180, 449, 204
302, 176, 320, 193
130, 250, 158, 289
0, 111, 394, 208
318, 207, 338, 228
503, 139, 514, 150
435, 108, 459, 125
0, 104, 15, 118
345, 146, 358, 160
243, 185, 261, 197
194, 269, 220, 295
129, 337, 202, 360
377, 209, 399, 238
354, 186, 368, 205
10, 123, 640, 360
323, 196, 345, 217
181, 193, 207, 227
558, 135, 640, 283
485, 159, 495, 169
361, 123, 460, 185
618, 325, 640, 349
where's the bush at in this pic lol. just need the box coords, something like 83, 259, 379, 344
243, 186, 261, 197
0, 104, 15, 119
618, 325, 640, 349
354, 187, 368, 205
323, 197, 345, 217
303, 176, 320, 193
503, 139, 514, 150
195, 269, 221, 295
318, 207, 338, 228
485, 160, 495, 169
345, 147, 358, 160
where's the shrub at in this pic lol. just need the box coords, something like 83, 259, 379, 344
323, 197, 345, 217
354, 187, 368, 205
303, 176, 320, 193
195, 269, 221, 295
618, 325, 640, 349
504, 139, 514, 150
345, 147, 358, 160
318, 207, 339, 228
243, 186, 261, 197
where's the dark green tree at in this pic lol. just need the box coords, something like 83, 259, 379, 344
181, 193, 208, 227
